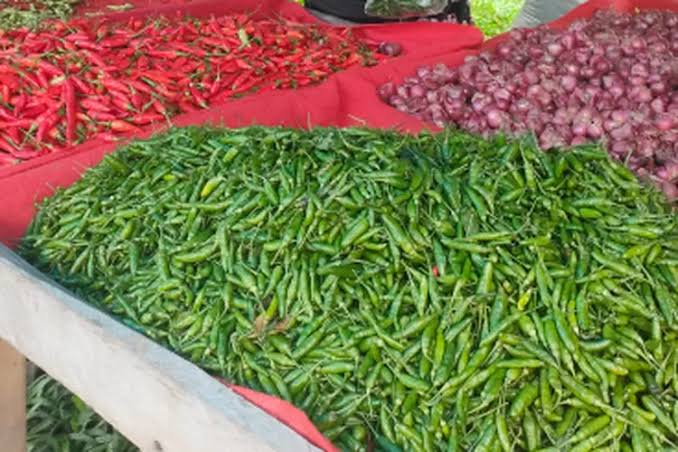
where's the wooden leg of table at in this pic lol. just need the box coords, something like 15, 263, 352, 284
0, 339, 26, 452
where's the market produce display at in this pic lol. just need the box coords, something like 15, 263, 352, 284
0, 14, 390, 166
22, 126, 678, 451
379, 10, 678, 200
0, 0, 79, 30
27, 373, 136, 452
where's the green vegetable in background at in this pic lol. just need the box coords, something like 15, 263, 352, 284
28, 373, 136, 452
23, 127, 678, 450
470, 0, 525, 37
0, 0, 79, 30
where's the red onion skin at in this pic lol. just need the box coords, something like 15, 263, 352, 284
657, 162, 678, 182
661, 182, 678, 201
378, 83, 396, 102
571, 135, 589, 146
426, 90, 441, 104
610, 123, 633, 141
655, 114, 675, 131
378, 42, 402, 57
486, 109, 509, 129
610, 140, 631, 158
409, 85, 426, 98
651, 97, 666, 114
609, 85, 625, 99
560, 75, 577, 92
388, 95, 405, 106
396, 85, 408, 99
587, 123, 604, 139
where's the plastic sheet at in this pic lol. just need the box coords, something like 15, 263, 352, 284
307, 0, 470, 23
512, 0, 587, 29
364, 0, 448, 19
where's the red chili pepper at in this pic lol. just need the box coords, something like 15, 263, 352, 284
36, 113, 59, 143
231, 76, 260, 95
127, 80, 153, 94
95, 132, 119, 142
37, 60, 63, 77
88, 111, 117, 121
9, 148, 42, 159
234, 59, 251, 70
230, 71, 252, 91
101, 78, 129, 94
81, 98, 111, 112
147, 49, 180, 59
21, 104, 47, 118
47, 127, 61, 141
112, 97, 134, 112
208, 79, 222, 98
178, 100, 199, 113
108, 89, 132, 104
70, 76, 92, 95
0, 106, 15, 121
109, 120, 140, 133
130, 113, 164, 125
151, 101, 167, 115
17, 71, 40, 89
4, 126, 19, 144
99, 37, 128, 48
64, 33, 90, 42
171, 56, 189, 72
82, 50, 107, 68
172, 42, 206, 57
35, 69, 49, 89
130, 91, 145, 110
188, 87, 208, 108
0, 136, 16, 154
63, 77, 76, 146
0, 119, 33, 128
9, 93, 28, 111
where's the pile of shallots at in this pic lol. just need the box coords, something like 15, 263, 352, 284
380, 10, 678, 200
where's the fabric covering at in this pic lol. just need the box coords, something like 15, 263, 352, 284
1, 1, 676, 450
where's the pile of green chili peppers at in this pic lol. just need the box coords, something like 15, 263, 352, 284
22, 127, 678, 451
0, 0, 79, 30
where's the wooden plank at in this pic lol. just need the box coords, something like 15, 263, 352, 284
0, 339, 26, 452
0, 245, 320, 452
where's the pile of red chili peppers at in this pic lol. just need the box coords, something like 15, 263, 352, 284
0, 14, 389, 165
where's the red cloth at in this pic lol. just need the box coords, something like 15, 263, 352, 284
225, 382, 340, 452
1, 1, 676, 450
0, 0, 481, 247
